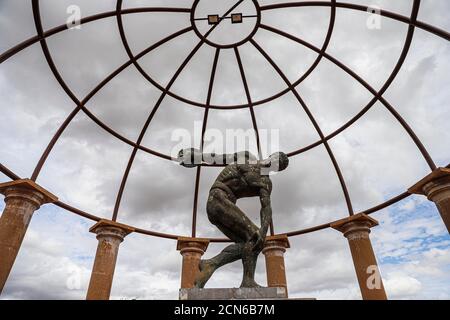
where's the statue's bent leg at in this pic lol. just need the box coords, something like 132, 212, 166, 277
195, 243, 244, 288
241, 242, 262, 288
195, 190, 259, 288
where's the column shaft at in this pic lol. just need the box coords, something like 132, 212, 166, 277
0, 180, 57, 294
86, 220, 133, 300
177, 237, 209, 289
332, 214, 387, 300
262, 235, 290, 296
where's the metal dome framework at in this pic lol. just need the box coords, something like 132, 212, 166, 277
0, 0, 449, 244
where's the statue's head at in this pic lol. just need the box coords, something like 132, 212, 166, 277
266, 152, 289, 172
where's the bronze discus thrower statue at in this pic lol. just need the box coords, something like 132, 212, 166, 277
178, 148, 289, 288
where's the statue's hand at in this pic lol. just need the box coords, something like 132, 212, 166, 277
177, 148, 201, 168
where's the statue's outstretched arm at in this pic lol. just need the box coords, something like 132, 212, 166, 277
177, 148, 257, 167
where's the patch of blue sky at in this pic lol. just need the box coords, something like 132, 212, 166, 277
376, 196, 450, 265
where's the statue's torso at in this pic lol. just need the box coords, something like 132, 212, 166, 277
210, 164, 271, 200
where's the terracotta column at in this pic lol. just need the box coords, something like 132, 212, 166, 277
331, 213, 387, 300
262, 234, 290, 296
409, 168, 450, 233
0, 179, 57, 294
176, 237, 209, 289
86, 219, 134, 300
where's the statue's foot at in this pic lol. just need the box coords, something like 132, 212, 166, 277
240, 278, 263, 288
194, 259, 216, 288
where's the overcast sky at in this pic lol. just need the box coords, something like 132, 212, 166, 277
0, 0, 449, 299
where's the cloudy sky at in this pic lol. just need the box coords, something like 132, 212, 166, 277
0, 0, 449, 299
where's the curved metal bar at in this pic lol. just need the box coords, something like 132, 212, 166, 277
191, 166, 202, 237
0, 163, 21, 180
0, 7, 191, 65
233, 45, 276, 234
250, 39, 354, 216
233, 47, 262, 159
260, 1, 450, 42
191, 48, 221, 237
112, 0, 245, 221
260, 1, 437, 170
361, 192, 410, 216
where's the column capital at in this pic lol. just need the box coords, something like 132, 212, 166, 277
262, 234, 290, 255
177, 237, 209, 289
331, 213, 379, 240
89, 219, 135, 242
176, 237, 209, 255
0, 179, 58, 207
408, 168, 450, 198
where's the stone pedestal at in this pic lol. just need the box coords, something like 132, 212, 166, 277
409, 168, 450, 233
331, 214, 387, 300
177, 237, 209, 289
86, 219, 134, 300
180, 287, 288, 300
262, 234, 290, 294
0, 179, 57, 294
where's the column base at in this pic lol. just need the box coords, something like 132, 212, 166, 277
86, 219, 134, 300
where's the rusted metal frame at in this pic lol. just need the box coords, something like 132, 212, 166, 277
0, 0, 446, 240
112, 0, 245, 221
261, 2, 437, 170
191, 48, 221, 237
115, 0, 205, 111
2, 2, 448, 110
8, 2, 437, 169
0, 164, 20, 180
30, 12, 193, 180
251, 38, 354, 216
115, 0, 247, 111
109, 0, 450, 109
115, 0, 332, 110
3, 2, 448, 67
